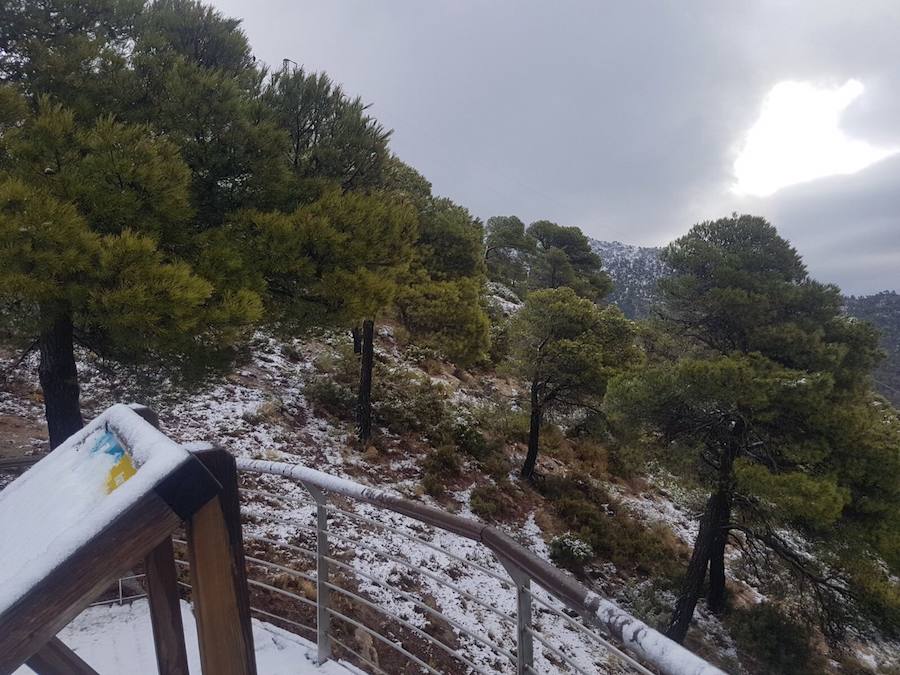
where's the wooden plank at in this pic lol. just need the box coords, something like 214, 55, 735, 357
187, 449, 256, 675
0, 492, 183, 674
145, 537, 190, 675
0, 455, 43, 472
25, 637, 99, 675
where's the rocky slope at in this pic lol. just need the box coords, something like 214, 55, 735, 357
845, 291, 900, 406
590, 240, 667, 319
1, 330, 898, 673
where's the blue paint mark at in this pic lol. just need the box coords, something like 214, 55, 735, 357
89, 430, 126, 461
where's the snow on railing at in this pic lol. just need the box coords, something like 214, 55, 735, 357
236, 457, 725, 675
0, 417, 724, 674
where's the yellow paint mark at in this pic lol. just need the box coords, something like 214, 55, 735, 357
106, 454, 137, 493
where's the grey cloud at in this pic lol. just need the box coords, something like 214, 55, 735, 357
211, 0, 900, 294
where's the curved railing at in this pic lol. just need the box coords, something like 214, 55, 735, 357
1, 432, 723, 674
227, 458, 723, 675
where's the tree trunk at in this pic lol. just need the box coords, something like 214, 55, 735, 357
666, 489, 723, 643
706, 503, 731, 614
356, 319, 375, 444
668, 430, 742, 642
521, 379, 543, 480
707, 430, 741, 614
38, 314, 83, 449
351, 326, 362, 355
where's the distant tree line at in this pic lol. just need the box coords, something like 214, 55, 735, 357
845, 291, 900, 407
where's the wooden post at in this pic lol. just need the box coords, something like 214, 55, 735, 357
0, 493, 185, 672
25, 637, 99, 675
186, 449, 256, 675
145, 537, 190, 675
134, 402, 190, 675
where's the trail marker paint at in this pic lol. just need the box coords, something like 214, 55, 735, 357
90, 429, 137, 493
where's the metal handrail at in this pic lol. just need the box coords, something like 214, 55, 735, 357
527, 587, 656, 673
326, 502, 513, 585
237, 457, 725, 675
6, 440, 720, 673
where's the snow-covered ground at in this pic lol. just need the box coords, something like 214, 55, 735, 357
3, 331, 898, 674
14, 599, 359, 675
0, 335, 639, 673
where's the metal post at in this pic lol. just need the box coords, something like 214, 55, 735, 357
302, 483, 331, 666
498, 557, 533, 675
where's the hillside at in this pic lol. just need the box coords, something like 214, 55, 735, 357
2, 330, 898, 674
1, 3, 899, 674
845, 291, 900, 406
590, 240, 667, 319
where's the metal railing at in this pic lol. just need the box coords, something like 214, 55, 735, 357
233, 458, 725, 675
2, 433, 723, 674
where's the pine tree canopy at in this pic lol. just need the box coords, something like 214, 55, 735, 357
607, 214, 900, 639
526, 220, 611, 300
381, 156, 432, 211
659, 214, 882, 383
482, 215, 611, 302
264, 65, 391, 193
509, 286, 640, 479
221, 188, 418, 331
0, 88, 261, 361
395, 195, 490, 366
511, 287, 640, 411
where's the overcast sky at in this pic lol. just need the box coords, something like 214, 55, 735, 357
212, 1, 900, 295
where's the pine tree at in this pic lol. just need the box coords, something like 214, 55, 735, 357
526, 220, 611, 300
264, 64, 391, 194
509, 287, 640, 479
0, 92, 261, 446
222, 188, 418, 444
130, 0, 295, 223
483, 216, 611, 301
396, 196, 490, 367
484, 215, 534, 293
0, 0, 142, 121
607, 214, 899, 642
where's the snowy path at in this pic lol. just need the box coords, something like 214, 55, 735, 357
14, 599, 360, 675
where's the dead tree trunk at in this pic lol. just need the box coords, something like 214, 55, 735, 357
38, 313, 83, 448
356, 319, 375, 444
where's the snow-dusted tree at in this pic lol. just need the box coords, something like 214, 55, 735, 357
608, 215, 900, 642
509, 287, 639, 479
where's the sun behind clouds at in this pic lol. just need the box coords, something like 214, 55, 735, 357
732, 79, 898, 197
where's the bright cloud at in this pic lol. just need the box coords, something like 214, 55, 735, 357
732, 79, 897, 197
